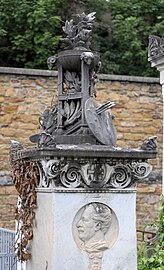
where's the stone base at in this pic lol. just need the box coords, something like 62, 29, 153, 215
26, 189, 137, 270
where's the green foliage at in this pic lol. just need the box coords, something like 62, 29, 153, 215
138, 198, 164, 270
0, 0, 62, 68
0, 0, 164, 75
97, 0, 164, 76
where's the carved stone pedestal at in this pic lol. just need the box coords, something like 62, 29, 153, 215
26, 188, 137, 270
17, 145, 155, 270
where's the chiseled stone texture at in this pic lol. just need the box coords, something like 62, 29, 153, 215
0, 185, 18, 229
27, 190, 137, 270
136, 180, 162, 230
0, 171, 13, 185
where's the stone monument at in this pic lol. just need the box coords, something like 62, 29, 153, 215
148, 34, 164, 194
10, 13, 157, 270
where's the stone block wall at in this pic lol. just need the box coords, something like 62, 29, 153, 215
0, 184, 18, 229
0, 67, 162, 230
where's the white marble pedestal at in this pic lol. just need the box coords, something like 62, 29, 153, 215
26, 188, 137, 270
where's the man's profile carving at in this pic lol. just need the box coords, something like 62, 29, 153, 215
73, 203, 119, 270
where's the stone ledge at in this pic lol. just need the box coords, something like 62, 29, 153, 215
0, 171, 13, 186
0, 67, 160, 83
0, 67, 58, 77
98, 74, 160, 83
36, 188, 136, 193
10, 145, 157, 161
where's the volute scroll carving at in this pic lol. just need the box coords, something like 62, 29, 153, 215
60, 163, 82, 188
47, 55, 57, 70
110, 164, 132, 189
38, 158, 152, 190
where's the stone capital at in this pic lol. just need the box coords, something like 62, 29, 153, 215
148, 35, 164, 85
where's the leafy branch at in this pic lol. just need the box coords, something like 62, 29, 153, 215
62, 12, 96, 49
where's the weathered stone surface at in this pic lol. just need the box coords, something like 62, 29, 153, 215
15, 114, 38, 124
0, 86, 8, 95
1, 114, 13, 124
125, 101, 141, 109
0, 171, 13, 185
0, 97, 5, 102
0, 185, 18, 229
3, 104, 18, 113
136, 182, 162, 229
27, 190, 137, 270
1, 128, 18, 137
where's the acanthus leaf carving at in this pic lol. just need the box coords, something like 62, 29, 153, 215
62, 100, 81, 127
39, 159, 65, 188
38, 105, 58, 147
38, 161, 49, 188
64, 71, 81, 93
62, 12, 96, 50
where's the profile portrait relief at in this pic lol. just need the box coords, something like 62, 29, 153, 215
76, 203, 111, 253
72, 203, 119, 269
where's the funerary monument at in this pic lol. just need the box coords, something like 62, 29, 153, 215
10, 12, 157, 270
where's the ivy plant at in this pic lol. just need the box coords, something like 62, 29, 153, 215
138, 197, 164, 270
